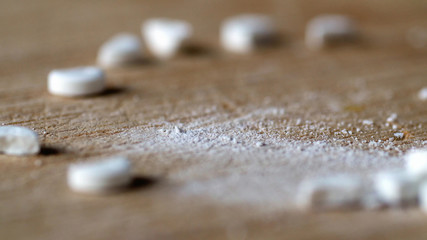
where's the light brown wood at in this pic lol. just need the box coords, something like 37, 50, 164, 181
1, 0, 427, 239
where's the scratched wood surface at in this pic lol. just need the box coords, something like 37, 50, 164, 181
1, 0, 427, 239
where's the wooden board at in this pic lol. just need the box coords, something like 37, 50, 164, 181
1, 0, 427, 239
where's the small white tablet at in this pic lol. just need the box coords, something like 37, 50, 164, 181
374, 170, 419, 206
0, 126, 40, 156
297, 175, 364, 210
97, 33, 143, 67
305, 15, 357, 50
419, 87, 427, 101
221, 14, 277, 53
142, 18, 192, 59
405, 149, 427, 178
67, 157, 132, 194
48, 66, 105, 97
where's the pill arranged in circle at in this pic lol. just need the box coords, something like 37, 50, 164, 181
67, 157, 132, 194
419, 87, 427, 101
142, 18, 193, 60
305, 14, 357, 50
405, 149, 427, 178
97, 33, 143, 68
0, 126, 40, 156
48, 66, 105, 97
221, 14, 278, 54
419, 182, 427, 212
296, 175, 364, 210
374, 170, 419, 206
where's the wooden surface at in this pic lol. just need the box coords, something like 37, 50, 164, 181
1, 0, 427, 239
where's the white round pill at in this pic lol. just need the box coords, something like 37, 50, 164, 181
374, 170, 419, 206
297, 175, 364, 210
67, 157, 132, 194
419, 87, 427, 101
305, 15, 357, 50
97, 33, 143, 67
221, 14, 277, 54
0, 126, 40, 156
142, 18, 192, 59
48, 66, 105, 97
419, 182, 427, 213
405, 149, 427, 178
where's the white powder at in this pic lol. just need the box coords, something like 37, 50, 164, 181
362, 120, 373, 125
394, 132, 404, 140
93, 106, 413, 209
174, 126, 186, 134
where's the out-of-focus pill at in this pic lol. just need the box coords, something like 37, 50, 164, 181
419, 87, 427, 101
67, 157, 132, 194
374, 170, 419, 206
296, 175, 364, 210
305, 15, 357, 50
405, 149, 427, 178
142, 18, 192, 59
48, 66, 105, 97
0, 126, 40, 156
97, 33, 143, 67
221, 14, 278, 54
361, 192, 385, 210
418, 182, 427, 212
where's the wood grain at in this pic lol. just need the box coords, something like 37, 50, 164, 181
0, 0, 426, 239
